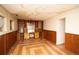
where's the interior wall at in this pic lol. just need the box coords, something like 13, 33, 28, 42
55, 7, 79, 34
44, 7, 79, 45
43, 18, 57, 31
0, 6, 17, 35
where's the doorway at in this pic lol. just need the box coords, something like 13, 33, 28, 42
57, 18, 65, 45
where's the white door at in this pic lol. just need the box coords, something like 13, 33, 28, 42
57, 18, 65, 45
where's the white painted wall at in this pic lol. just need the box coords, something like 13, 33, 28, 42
0, 6, 17, 35
44, 7, 79, 45
44, 18, 58, 31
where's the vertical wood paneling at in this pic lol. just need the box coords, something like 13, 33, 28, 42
44, 30, 56, 44
6, 31, 17, 54
0, 31, 17, 55
65, 33, 79, 54
0, 35, 5, 54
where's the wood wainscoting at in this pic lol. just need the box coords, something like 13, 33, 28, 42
0, 31, 17, 55
65, 33, 79, 54
44, 30, 56, 44
0, 35, 5, 54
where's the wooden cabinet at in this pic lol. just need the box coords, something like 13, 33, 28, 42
18, 19, 43, 39
18, 20, 25, 40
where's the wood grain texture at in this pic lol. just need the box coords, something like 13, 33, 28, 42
9, 39, 74, 55
65, 33, 79, 54
0, 35, 5, 54
0, 31, 17, 55
6, 31, 17, 54
44, 30, 56, 44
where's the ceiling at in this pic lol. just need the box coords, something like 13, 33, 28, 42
1, 4, 79, 20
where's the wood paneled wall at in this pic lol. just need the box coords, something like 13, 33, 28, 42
0, 31, 17, 55
44, 30, 56, 44
65, 33, 79, 54
0, 35, 5, 54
